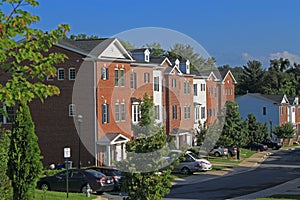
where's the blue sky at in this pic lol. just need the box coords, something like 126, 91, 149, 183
9, 0, 300, 67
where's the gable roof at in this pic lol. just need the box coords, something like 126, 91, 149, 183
238, 93, 289, 104
56, 38, 134, 61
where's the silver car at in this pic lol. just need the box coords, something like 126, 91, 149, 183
170, 150, 212, 175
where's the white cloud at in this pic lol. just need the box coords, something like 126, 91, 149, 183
270, 51, 300, 65
241, 52, 251, 60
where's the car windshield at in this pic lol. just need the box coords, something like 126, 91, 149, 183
85, 170, 105, 178
188, 152, 201, 159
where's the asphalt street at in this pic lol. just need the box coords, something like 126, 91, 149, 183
165, 149, 300, 200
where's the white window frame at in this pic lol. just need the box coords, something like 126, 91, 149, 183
69, 68, 76, 80
154, 77, 159, 91
121, 103, 126, 121
144, 72, 150, 83
58, 68, 65, 80
68, 104, 75, 117
115, 103, 120, 122
132, 104, 140, 124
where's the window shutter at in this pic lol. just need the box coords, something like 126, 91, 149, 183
106, 68, 109, 79
102, 104, 105, 124
107, 104, 110, 123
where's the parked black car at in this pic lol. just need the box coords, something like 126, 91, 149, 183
86, 166, 123, 190
263, 139, 282, 150
246, 143, 268, 151
37, 169, 114, 194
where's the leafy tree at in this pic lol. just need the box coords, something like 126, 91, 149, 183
145, 42, 165, 57
217, 101, 246, 147
7, 103, 43, 200
0, 0, 69, 106
0, 129, 12, 200
69, 33, 99, 40
120, 95, 173, 200
273, 122, 295, 139
120, 40, 136, 50
0, 1, 69, 199
195, 121, 207, 146
132, 94, 160, 136
239, 60, 265, 94
245, 114, 269, 144
262, 58, 296, 96
167, 43, 215, 70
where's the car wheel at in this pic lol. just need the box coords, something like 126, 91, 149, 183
81, 184, 88, 193
181, 167, 190, 175
40, 182, 50, 191
214, 152, 221, 157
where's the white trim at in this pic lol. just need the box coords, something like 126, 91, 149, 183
68, 67, 76, 80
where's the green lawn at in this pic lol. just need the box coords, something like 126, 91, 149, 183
206, 148, 256, 164
34, 189, 97, 200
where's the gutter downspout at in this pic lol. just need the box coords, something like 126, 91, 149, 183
93, 60, 98, 166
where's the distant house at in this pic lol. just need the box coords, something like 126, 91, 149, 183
235, 93, 300, 139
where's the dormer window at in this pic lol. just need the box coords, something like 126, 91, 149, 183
144, 49, 150, 62
175, 59, 180, 67
186, 60, 190, 74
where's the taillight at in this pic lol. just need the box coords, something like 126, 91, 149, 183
96, 178, 106, 184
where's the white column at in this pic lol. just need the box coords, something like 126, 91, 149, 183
107, 145, 111, 166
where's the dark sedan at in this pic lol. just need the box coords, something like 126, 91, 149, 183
263, 139, 282, 150
246, 143, 268, 151
86, 166, 123, 190
37, 169, 114, 194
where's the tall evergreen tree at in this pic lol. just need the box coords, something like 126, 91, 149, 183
0, 129, 12, 200
239, 60, 265, 94
217, 101, 246, 147
246, 114, 269, 144
7, 103, 43, 200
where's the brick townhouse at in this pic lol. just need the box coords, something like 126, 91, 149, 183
1, 38, 236, 167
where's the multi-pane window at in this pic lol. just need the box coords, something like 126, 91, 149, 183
201, 107, 206, 119
121, 103, 126, 121
193, 84, 197, 96
144, 73, 150, 83
114, 69, 119, 86
0, 104, 15, 124
102, 104, 110, 124
172, 78, 176, 88
195, 107, 200, 122
68, 104, 75, 117
132, 104, 140, 123
101, 67, 109, 80
154, 77, 159, 91
172, 105, 177, 119
155, 105, 160, 120
47, 75, 54, 81
69, 68, 76, 80
200, 84, 206, 91
130, 72, 137, 89
120, 69, 125, 86
184, 81, 190, 94
115, 104, 120, 122
184, 106, 191, 119
58, 68, 64, 80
